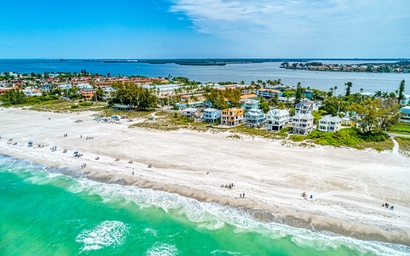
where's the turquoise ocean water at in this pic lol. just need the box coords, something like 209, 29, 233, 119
1, 155, 409, 256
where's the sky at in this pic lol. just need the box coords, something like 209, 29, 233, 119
0, 0, 409, 59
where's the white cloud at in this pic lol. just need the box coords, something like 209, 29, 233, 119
168, 0, 410, 57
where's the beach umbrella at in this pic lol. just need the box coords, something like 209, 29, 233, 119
74, 151, 79, 155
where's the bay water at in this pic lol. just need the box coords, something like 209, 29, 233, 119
1, 155, 409, 255
0, 59, 409, 94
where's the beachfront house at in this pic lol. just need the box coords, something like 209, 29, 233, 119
203, 108, 222, 123
318, 115, 342, 132
295, 99, 318, 114
399, 106, 410, 123
221, 108, 244, 126
244, 109, 265, 128
182, 108, 201, 119
241, 99, 260, 112
265, 109, 290, 131
292, 113, 314, 135
256, 89, 281, 99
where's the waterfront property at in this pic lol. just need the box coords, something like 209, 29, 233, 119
182, 108, 201, 119
203, 108, 222, 123
244, 109, 265, 128
295, 99, 318, 114
318, 115, 342, 132
241, 99, 260, 112
221, 108, 244, 126
292, 113, 314, 135
399, 106, 410, 123
341, 113, 353, 126
256, 89, 281, 99
23, 87, 42, 97
265, 109, 290, 131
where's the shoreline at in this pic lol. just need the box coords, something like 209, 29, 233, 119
1, 108, 409, 247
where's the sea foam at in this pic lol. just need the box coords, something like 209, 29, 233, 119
1, 155, 409, 256
75, 220, 128, 252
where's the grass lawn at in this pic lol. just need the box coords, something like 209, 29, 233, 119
389, 122, 410, 134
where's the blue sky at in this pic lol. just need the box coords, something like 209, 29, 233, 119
1, 0, 409, 58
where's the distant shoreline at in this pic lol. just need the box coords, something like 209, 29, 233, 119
81, 58, 410, 67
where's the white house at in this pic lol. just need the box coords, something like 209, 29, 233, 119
318, 115, 342, 132
295, 99, 319, 114
292, 113, 314, 135
265, 109, 290, 131
244, 109, 265, 128
23, 87, 42, 96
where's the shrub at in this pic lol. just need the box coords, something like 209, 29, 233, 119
71, 105, 79, 109
290, 135, 306, 142
79, 101, 93, 107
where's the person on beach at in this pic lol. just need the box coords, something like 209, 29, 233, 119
243, 193, 245, 198
310, 195, 313, 199
390, 206, 394, 211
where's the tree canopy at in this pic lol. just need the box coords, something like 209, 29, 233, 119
110, 82, 157, 111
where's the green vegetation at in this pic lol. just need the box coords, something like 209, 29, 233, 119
109, 82, 157, 111
1, 89, 26, 105
388, 123, 410, 134
289, 128, 393, 151
203, 88, 241, 109
230, 126, 285, 140
395, 137, 410, 157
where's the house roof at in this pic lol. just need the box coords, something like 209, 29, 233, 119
244, 99, 260, 104
246, 109, 264, 116
183, 108, 198, 112
320, 115, 342, 122
267, 109, 289, 116
293, 113, 314, 119
204, 108, 219, 112
400, 106, 410, 114
240, 94, 257, 99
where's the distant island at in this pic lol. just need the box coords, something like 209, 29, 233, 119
280, 61, 410, 73
83, 58, 410, 67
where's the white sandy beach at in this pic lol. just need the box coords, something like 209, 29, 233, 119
1, 108, 409, 246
